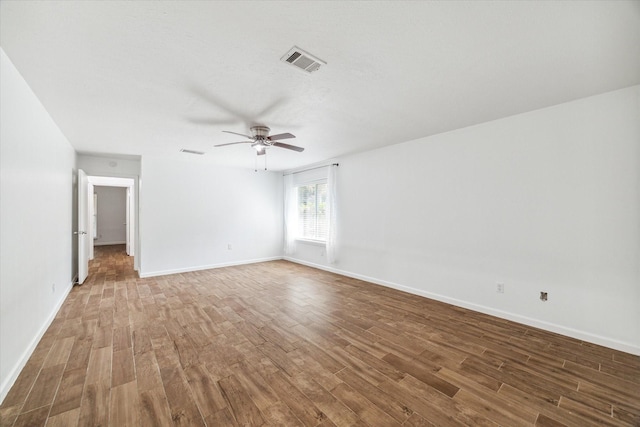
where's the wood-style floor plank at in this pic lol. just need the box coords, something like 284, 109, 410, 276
109, 380, 139, 426
20, 364, 64, 413
218, 374, 265, 426
45, 407, 80, 427
138, 387, 172, 427
77, 381, 110, 427
1, 244, 638, 426
49, 367, 85, 417
11, 406, 49, 427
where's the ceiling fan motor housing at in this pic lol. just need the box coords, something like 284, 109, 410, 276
215, 126, 302, 154
251, 126, 270, 138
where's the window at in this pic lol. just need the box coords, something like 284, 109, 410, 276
297, 182, 327, 241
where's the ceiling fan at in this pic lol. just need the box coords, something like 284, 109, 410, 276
215, 125, 304, 156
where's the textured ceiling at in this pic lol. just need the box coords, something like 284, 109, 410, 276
2, 1, 639, 171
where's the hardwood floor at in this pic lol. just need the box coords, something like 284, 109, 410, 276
1, 245, 638, 426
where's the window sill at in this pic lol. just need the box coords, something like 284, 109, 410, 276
295, 238, 326, 246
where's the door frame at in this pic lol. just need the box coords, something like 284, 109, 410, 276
77, 169, 89, 284
86, 176, 136, 261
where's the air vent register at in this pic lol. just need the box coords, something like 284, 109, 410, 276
281, 46, 326, 73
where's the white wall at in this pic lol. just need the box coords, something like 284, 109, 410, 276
77, 154, 141, 177
139, 156, 283, 277
94, 186, 127, 245
0, 49, 77, 402
289, 86, 640, 354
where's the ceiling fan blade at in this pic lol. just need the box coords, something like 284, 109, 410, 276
222, 130, 253, 139
268, 132, 295, 141
188, 85, 251, 123
187, 117, 238, 126
214, 141, 253, 147
273, 142, 305, 152
255, 97, 288, 119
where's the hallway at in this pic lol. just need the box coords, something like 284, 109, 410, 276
86, 245, 136, 283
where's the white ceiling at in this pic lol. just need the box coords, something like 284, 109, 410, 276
2, 1, 639, 171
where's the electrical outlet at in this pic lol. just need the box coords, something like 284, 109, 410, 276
496, 283, 504, 293
52, 283, 56, 293
540, 291, 548, 301
227, 244, 232, 250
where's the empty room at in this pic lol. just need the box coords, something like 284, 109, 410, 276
1, 1, 639, 426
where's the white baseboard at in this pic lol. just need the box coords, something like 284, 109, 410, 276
94, 241, 126, 246
0, 280, 74, 404
139, 256, 283, 278
284, 257, 640, 356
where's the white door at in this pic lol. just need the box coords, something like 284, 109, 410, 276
88, 183, 95, 261
125, 187, 131, 255
77, 169, 89, 284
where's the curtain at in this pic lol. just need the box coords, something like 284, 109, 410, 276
326, 164, 338, 264
283, 174, 297, 255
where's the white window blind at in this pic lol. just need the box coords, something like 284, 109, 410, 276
297, 182, 328, 241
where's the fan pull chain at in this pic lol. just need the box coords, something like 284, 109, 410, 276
254, 153, 258, 172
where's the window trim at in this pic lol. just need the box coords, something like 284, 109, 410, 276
295, 237, 325, 246
296, 179, 328, 242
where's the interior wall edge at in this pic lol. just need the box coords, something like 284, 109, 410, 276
0, 279, 74, 405
283, 256, 640, 356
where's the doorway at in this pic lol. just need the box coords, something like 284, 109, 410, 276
87, 176, 135, 259
78, 175, 136, 284
93, 185, 128, 250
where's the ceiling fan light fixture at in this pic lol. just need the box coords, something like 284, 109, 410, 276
216, 125, 304, 154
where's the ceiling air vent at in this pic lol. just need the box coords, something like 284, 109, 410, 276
281, 46, 326, 73
180, 149, 204, 155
